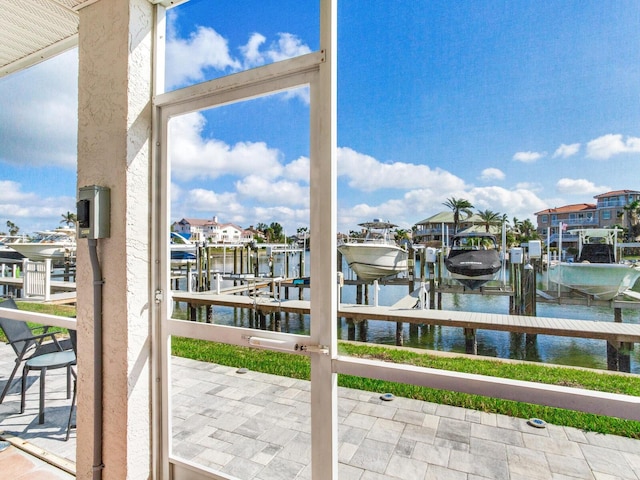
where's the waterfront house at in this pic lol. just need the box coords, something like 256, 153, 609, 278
595, 189, 640, 231
535, 189, 640, 246
534, 203, 597, 246
414, 211, 487, 246
172, 217, 253, 244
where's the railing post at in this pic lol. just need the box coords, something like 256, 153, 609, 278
44, 259, 52, 301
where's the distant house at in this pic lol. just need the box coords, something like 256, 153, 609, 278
594, 190, 640, 229
534, 203, 597, 245
171, 216, 255, 244
413, 211, 492, 245
172, 218, 211, 242
534, 189, 640, 245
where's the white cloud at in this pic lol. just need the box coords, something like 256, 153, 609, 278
555, 178, 610, 195
0, 181, 35, 203
186, 189, 241, 212
338, 147, 467, 192
0, 49, 77, 168
169, 113, 284, 181
280, 85, 311, 105
240, 32, 312, 68
515, 182, 543, 192
252, 205, 310, 232
165, 26, 241, 88
165, 20, 313, 90
240, 33, 267, 67
586, 134, 640, 160
512, 151, 546, 163
552, 143, 581, 158
236, 175, 309, 207
339, 196, 414, 233
467, 186, 547, 221
283, 156, 310, 182
479, 168, 505, 181
0, 180, 75, 231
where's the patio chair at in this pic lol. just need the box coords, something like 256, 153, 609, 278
0, 298, 70, 405
20, 330, 76, 424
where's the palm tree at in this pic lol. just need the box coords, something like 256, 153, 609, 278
394, 228, 410, 245
520, 219, 538, 241
60, 211, 77, 228
5, 220, 19, 236
476, 209, 501, 233
269, 222, 284, 243
620, 200, 640, 241
511, 216, 522, 234
442, 197, 474, 234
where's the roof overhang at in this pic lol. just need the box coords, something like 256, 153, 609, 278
0, 0, 186, 79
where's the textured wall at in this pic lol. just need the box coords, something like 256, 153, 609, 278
76, 0, 153, 478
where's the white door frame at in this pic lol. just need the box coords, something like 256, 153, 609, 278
150, 2, 338, 475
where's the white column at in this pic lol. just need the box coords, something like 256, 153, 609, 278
76, 1, 154, 479
310, 1, 338, 478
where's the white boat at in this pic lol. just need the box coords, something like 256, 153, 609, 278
445, 232, 502, 289
170, 232, 196, 261
338, 220, 408, 281
0, 235, 26, 261
9, 228, 76, 263
547, 228, 640, 300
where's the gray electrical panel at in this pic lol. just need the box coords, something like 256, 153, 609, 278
77, 185, 111, 239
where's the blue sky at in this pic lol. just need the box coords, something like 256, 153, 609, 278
1, 1, 639, 235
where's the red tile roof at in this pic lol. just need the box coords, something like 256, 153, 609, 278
534, 203, 596, 215
593, 189, 640, 198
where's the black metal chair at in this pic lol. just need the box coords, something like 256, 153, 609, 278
0, 298, 70, 405
20, 341, 76, 424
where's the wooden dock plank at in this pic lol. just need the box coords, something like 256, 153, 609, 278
171, 291, 640, 344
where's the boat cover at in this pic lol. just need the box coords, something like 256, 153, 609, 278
445, 249, 502, 277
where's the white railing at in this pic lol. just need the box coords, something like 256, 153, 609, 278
0, 304, 76, 330
550, 218, 598, 227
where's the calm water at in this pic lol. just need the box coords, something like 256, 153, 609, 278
173, 251, 640, 374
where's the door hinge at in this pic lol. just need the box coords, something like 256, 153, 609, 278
154, 289, 164, 304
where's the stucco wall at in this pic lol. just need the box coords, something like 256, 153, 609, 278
76, 0, 153, 478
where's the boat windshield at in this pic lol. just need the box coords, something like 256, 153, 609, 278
451, 235, 498, 250
27, 230, 75, 243
171, 232, 192, 245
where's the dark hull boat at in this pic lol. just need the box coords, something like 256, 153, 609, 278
445, 233, 502, 289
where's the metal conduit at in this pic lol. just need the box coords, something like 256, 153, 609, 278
88, 239, 104, 479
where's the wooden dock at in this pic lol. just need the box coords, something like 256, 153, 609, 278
170, 291, 640, 344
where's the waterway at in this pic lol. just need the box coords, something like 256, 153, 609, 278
172, 250, 640, 374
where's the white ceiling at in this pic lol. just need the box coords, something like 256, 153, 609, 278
0, 0, 182, 78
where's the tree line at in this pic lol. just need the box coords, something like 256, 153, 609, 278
439, 196, 539, 247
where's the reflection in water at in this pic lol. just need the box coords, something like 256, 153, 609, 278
170, 253, 639, 373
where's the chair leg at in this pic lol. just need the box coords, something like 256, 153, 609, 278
20, 365, 27, 414
65, 379, 77, 441
66, 364, 71, 399
38, 367, 46, 424
0, 359, 22, 404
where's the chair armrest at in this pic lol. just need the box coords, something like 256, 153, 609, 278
8, 331, 60, 346
10, 331, 66, 360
